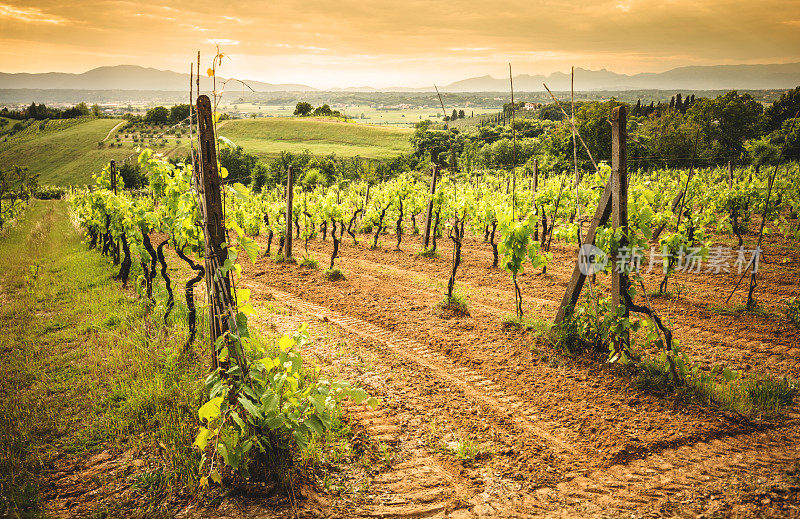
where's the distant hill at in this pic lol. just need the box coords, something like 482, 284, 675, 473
0, 63, 799, 93
0, 65, 316, 92
439, 63, 800, 92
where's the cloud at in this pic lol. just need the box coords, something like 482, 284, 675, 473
206, 38, 239, 46
0, 3, 69, 24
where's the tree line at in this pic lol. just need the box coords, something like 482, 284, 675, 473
0, 102, 101, 120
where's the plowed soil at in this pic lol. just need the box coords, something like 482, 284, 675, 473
231, 227, 800, 517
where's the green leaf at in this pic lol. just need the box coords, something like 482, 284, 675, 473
193, 427, 212, 450
261, 393, 279, 414
240, 236, 259, 263
209, 470, 222, 484
349, 388, 369, 405
238, 395, 264, 422
306, 414, 324, 436
309, 394, 328, 415
198, 396, 224, 423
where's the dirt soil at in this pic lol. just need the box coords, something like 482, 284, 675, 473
228, 227, 800, 517
41, 225, 800, 518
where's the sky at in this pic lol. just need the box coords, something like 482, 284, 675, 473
0, 0, 799, 88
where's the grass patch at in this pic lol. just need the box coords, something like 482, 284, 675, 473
633, 357, 797, 419
417, 247, 439, 258
0, 118, 154, 186
784, 297, 800, 328
442, 438, 492, 467
323, 267, 345, 281
299, 255, 319, 269
0, 200, 207, 517
218, 117, 412, 160
502, 315, 552, 334
273, 253, 296, 264
437, 292, 469, 317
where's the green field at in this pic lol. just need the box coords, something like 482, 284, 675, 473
0, 116, 413, 186
217, 117, 413, 159
0, 119, 147, 186
222, 104, 498, 126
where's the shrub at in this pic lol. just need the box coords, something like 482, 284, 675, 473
417, 247, 439, 258
785, 297, 800, 328
437, 292, 469, 316
299, 256, 319, 269
195, 324, 378, 486
323, 268, 345, 281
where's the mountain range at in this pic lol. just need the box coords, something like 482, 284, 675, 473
1, 63, 799, 92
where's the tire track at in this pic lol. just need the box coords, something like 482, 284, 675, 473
538, 426, 800, 516
265, 287, 577, 459
328, 254, 799, 369
266, 305, 478, 518
260, 286, 800, 517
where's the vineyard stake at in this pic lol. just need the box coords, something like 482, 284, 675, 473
728, 160, 734, 188
110, 160, 117, 195
196, 94, 232, 367
285, 165, 294, 259
554, 178, 613, 324
554, 105, 628, 324
422, 164, 439, 249
610, 105, 629, 314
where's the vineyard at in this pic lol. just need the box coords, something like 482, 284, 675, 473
2, 89, 800, 518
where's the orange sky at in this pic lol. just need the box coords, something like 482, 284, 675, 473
1, 0, 798, 88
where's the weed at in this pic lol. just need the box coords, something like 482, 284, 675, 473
442, 438, 491, 466
323, 267, 345, 281
437, 292, 469, 316
784, 297, 800, 328
299, 255, 319, 269
502, 315, 551, 334
743, 377, 798, 413
417, 247, 439, 258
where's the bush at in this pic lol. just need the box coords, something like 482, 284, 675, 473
299, 255, 319, 269
323, 268, 345, 281
785, 297, 800, 328
437, 293, 469, 316
744, 377, 798, 412
35, 186, 66, 200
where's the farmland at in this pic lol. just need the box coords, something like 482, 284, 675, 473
216, 117, 413, 158
0, 118, 142, 186
2, 90, 800, 519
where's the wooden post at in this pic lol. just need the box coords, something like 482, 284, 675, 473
554, 178, 613, 323
196, 94, 231, 366
728, 160, 733, 188
110, 160, 117, 195
285, 165, 294, 259
422, 164, 439, 249
533, 158, 538, 192
610, 105, 628, 313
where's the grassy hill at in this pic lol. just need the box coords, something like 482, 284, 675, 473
217, 117, 413, 159
0, 116, 413, 187
0, 118, 137, 186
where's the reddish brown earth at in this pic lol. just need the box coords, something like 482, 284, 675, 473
44, 226, 799, 518
229, 226, 800, 517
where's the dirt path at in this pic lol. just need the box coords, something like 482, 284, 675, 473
102, 120, 126, 142
248, 284, 800, 517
